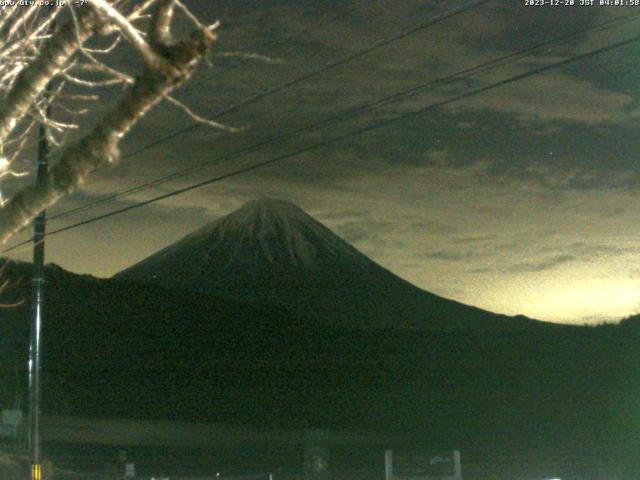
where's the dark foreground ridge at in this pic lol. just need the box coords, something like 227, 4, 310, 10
0, 199, 639, 476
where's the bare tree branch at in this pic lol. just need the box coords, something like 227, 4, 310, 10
165, 94, 239, 132
0, 7, 96, 144
91, 0, 171, 71
0, 0, 219, 243
216, 51, 284, 64
150, 0, 176, 48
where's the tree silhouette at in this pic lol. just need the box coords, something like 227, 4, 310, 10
0, 0, 225, 244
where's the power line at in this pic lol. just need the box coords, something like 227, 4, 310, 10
0, 0, 493, 254
44, 0, 490, 223
4, 0, 379, 234
3, 30, 637, 254
47, 10, 640, 223
178, 0, 372, 95
102, 0, 492, 159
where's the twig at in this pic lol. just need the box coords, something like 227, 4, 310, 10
165, 94, 241, 132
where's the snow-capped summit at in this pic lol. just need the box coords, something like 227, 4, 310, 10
117, 197, 376, 292
116, 198, 541, 332
196, 197, 367, 268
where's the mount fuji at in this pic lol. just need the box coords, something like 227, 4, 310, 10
116, 198, 542, 332
0, 200, 635, 461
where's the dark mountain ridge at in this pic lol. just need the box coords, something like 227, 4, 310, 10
1, 259, 634, 444
0, 200, 638, 474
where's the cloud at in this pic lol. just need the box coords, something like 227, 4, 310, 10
567, 241, 640, 260
436, 6, 636, 126
423, 250, 475, 261
421, 247, 497, 262
448, 69, 633, 126
332, 219, 391, 244
453, 234, 500, 245
425, 149, 449, 167
508, 254, 576, 273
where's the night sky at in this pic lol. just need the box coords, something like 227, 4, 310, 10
5, 0, 640, 325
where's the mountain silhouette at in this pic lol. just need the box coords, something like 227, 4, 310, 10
0, 223, 638, 474
116, 198, 544, 332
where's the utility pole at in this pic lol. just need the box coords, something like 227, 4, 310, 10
28, 8, 54, 479
28, 105, 50, 480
